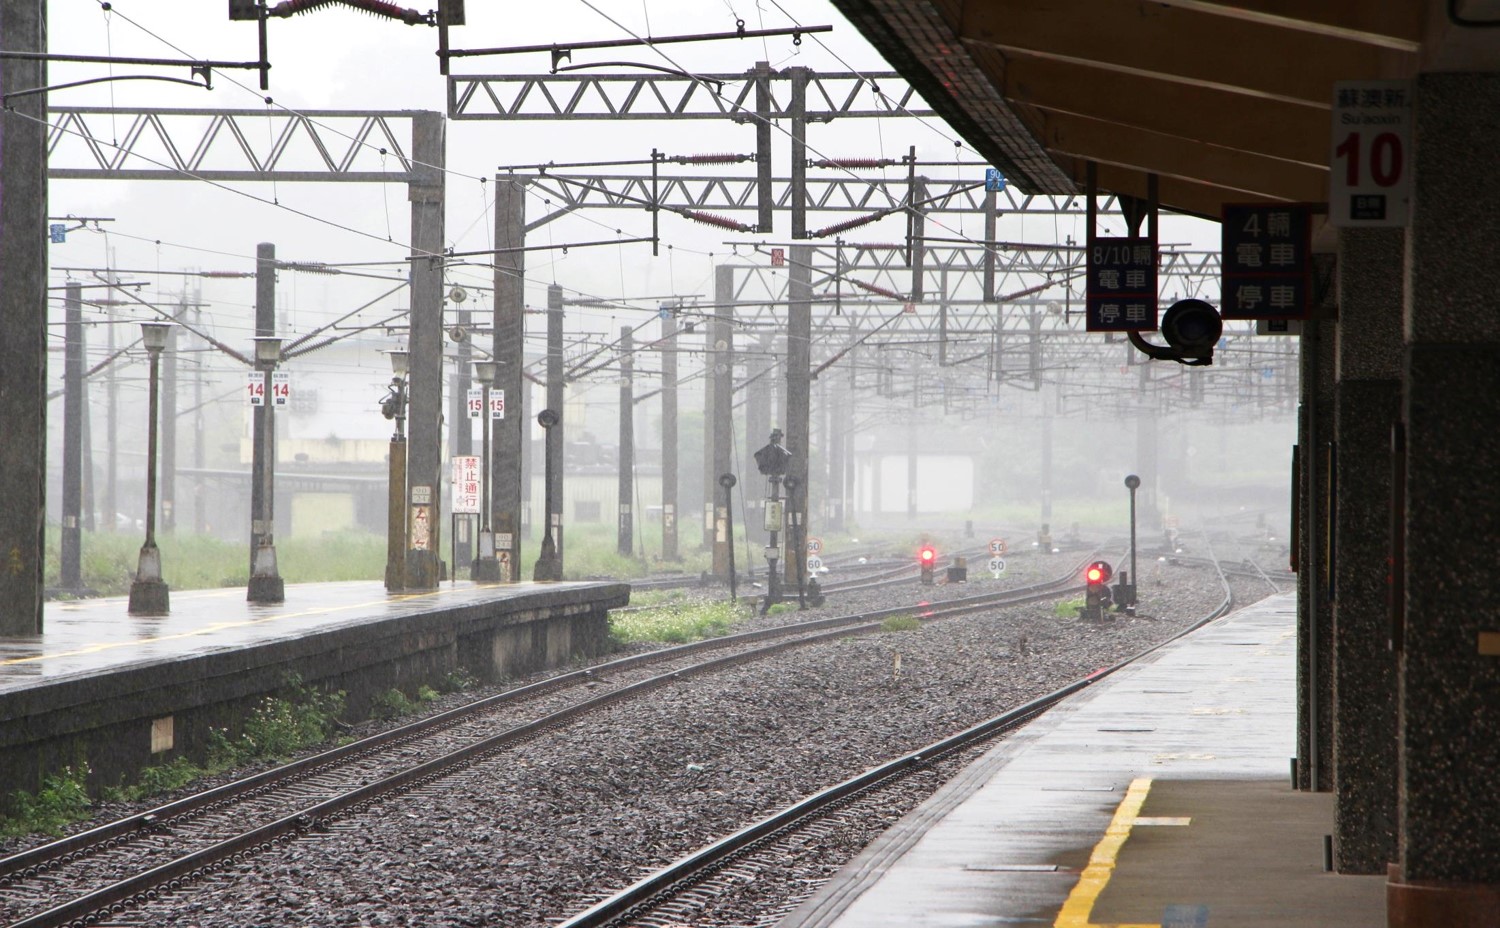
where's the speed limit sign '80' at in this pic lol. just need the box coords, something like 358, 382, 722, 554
1330, 80, 1412, 228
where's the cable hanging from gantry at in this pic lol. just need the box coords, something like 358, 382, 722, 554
442, 23, 832, 72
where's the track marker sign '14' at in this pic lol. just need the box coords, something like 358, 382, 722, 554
1330, 80, 1412, 227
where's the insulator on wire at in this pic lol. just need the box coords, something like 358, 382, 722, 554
279, 262, 339, 275
811, 157, 898, 169
671, 153, 749, 165
199, 271, 253, 279
811, 210, 892, 239
269, 0, 429, 24
676, 209, 756, 233
848, 278, 904, 301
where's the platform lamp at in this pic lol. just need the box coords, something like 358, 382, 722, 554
533, 408, 563, 581
382, 347, 410, 591
472, 360, 502, 582
128, 320, 175, 615
245, 335, 287, 604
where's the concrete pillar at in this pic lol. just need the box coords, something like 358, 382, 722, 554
1331, 228, 1402, 874
161, 311, 179, 535
60, 283, 85, 591
1388, 72, 1500, 923
0, 0, 48, 633
543, 283, 565, 573
492, 176, 526, 580
744, 332, 773, 550
405, 112, 446, 588
249, 244, 277, 572
786, 245, 813, 584
1295, 309, 1337, 793
617, 325, 634, 557
710, 266, 734, 580
451, 305, 473, 568
660, 310, 679, 562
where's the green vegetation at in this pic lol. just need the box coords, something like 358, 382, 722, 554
439, 667, 478, 694
626, 588, 693, 608
561, 523, 711, 580
764, 602, 794, 617
1054, 596, 1085, 617
2, 764, 92, 837
372, 685, 441, 719
1, 677, 346, 836
610, 600, 750, 645
880, 614, 922, 633
43, 528, 387, 596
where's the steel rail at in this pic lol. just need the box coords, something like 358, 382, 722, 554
554, 546, 1236, 928
0, 560, 1100, 927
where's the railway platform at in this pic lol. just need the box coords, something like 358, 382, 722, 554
779, 592, 1388, 928
0, 579, 628, 791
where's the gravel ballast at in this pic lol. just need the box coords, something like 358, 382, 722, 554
26, 549, 1283, 928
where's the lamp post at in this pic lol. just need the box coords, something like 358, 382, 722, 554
1124, 474, 1141, 613
533, 408, 563, 580
382, 348, 409, 591
128, 321, 173, 615
247, 335, 286, 603
472, 360, 502, 582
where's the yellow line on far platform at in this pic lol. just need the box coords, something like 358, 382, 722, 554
1, 583, 508, 667
1054, 777, 1160, 928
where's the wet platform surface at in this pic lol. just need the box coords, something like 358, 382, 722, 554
0, 580, 615, 691
779, 593, 1387, 928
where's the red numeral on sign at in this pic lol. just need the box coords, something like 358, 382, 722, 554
1335, 131, 1404, 188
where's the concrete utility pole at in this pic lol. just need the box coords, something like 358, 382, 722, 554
826, 376, 846, 531
161, 305, 180, 535
745, 332, 773, 549
660, 309, 679, 561
249, 244, 277, 577
711, 266, 735, 579
617, 325, 634, 557
60, 283, 86, 592
451, 303, 473, 568
785, 245, 813, 586
193, 304, 207, 535
103, 318, 118, 533
540, 283, 566, 576
0, 0, 48, 633
492, 176, 526, 580
405, 111, 446, 589
782, 66, 813, 589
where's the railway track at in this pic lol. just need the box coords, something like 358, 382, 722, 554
554, 544, 1237, 928
0, 552, 1100, 928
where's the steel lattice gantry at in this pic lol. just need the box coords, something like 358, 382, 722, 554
44, 106, 449, 593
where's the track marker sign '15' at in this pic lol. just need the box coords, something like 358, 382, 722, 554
1330, 80, 1412, 227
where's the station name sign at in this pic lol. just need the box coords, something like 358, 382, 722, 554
1330, 80, 1412, 227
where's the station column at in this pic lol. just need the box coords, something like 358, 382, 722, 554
1331, 228, 1402, 873
1388, 72, 1500, 925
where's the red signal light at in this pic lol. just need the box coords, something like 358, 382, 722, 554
1086, 566, 1103, 583
919, 546, 936, 563
1085, 560, 1113, 585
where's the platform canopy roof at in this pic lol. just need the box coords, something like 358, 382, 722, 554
827, 1, 1500, 219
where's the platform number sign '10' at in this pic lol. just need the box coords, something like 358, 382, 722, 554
1329, 80, 1412, 228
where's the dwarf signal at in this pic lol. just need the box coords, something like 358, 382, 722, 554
1082, 560, 1114, 620
919, 545, 937, 586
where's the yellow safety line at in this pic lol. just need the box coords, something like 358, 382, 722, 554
1054, 777, 1160, 928
1, 583, 517, 667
